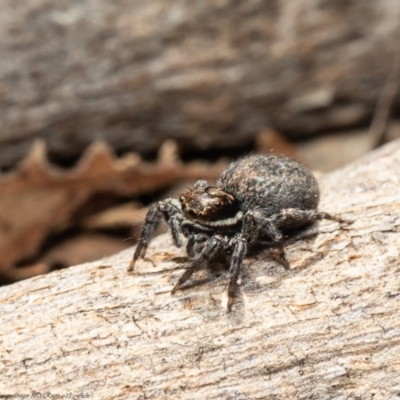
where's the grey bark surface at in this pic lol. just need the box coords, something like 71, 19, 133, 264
1, 0, 400, 168
1, 140, 400, 399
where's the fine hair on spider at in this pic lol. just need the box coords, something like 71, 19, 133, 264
128, 154, 345, 311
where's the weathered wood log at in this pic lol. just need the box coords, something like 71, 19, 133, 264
1, 1, 400, 168
1, 140, 400, 398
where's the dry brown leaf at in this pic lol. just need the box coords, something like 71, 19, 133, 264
0, 140, 225, 281
41, 233, 131, 268
81, 202, 147, 230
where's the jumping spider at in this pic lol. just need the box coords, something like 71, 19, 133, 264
129, 154, 344, 311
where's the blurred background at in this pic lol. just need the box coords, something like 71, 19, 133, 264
1, 0, 400, 283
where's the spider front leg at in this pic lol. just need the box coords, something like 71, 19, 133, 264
128, 198, 183, 271
171, 235, 223, 294
227, 237, 247, 311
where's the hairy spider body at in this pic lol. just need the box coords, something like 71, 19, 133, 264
129, 154, 343, 311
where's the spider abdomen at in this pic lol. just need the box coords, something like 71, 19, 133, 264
217, 155, 320, 219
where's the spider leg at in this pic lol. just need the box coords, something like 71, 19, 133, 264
171, 235, 223, 294
269, 208, 345, 228
246, 208, 343, 270
186, 233, 209, 257
241, 210, 289, 270
270, 209, 345, 265
128, 199, 183, 271
227, 237, 247, 312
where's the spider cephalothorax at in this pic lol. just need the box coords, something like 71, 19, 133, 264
180, 180, 242, 225
128, 154, 344, 311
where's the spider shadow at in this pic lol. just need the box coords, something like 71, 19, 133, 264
170, 256, 190, 264
168, 257, 247, 319
176, 271, 247, 323
240, 225, 324, 290
172, 260, 232, 292
165, 224, 326, 317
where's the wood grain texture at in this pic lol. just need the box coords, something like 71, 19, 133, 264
1, 0, 400, 168
1, 141, 400, 399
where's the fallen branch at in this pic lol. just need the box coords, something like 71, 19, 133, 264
1, 140, 400, 398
